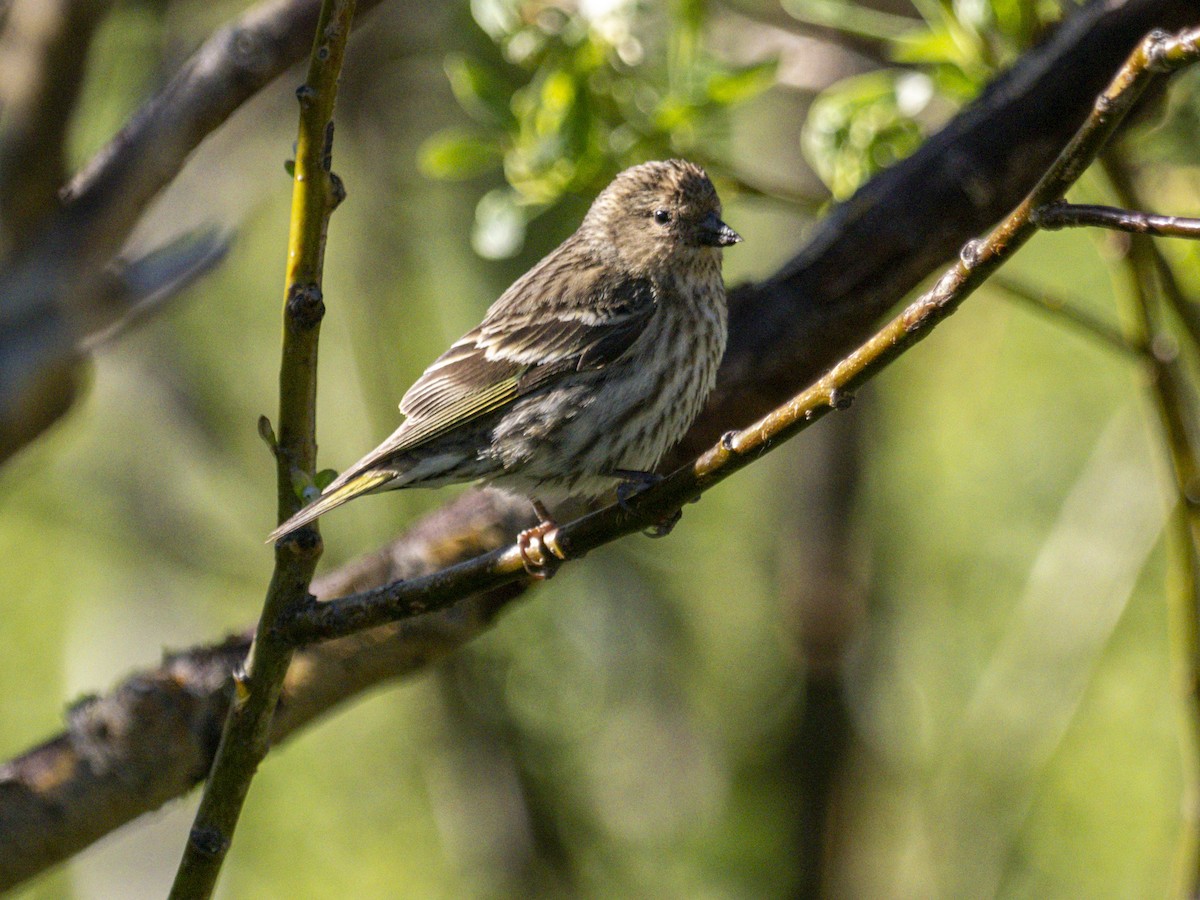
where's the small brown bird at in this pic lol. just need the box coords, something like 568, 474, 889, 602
268, 159, 740, 570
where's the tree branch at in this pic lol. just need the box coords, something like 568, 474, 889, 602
1098, 147, 1200, 886
0, 490, 525, 891
1094, 145, 1200, 358
675, 0, 1200, 462
0, 0, 110, 251
0, 0, 387, 466
1033, 200, 1200, 237
167, 3, 356, 897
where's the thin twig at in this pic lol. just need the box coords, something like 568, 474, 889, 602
166, 3, 356, 898
1098, 147, 1200, 891
1033, 200, 1200, 238
1100, 153, 1200, 532
688, 0, 1200, 463
280, 26, 1200, 648
1084, 152, 1200, 359
990, 273, 1147, 360
0, 490, 528, 892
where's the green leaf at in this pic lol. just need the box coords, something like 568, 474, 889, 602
445, 53, 517, 127
705, 61, 777, 106
801, 71, 927, 199
892, 26, 966, 67
470, 0, 520, 40
472, 188, 528, 259
534, 69, 578, 135
418, 130, 503, 180
780, 0, 917, 41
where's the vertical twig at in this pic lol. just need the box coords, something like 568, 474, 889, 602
1099, 149, 1200, 893
1101, 153, 1200, 583
166, 2, 356, 898
1088, 159, 1200, 355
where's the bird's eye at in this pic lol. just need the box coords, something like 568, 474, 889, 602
653, 209, 671, 225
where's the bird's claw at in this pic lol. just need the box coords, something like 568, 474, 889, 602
518, 520, 566, 579
643, 507, 682, 538
613, 469, 682, 538
615, 470, 662, 512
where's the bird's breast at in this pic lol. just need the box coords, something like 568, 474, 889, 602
483, 269, 729, 503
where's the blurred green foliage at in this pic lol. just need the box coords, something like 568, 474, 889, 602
797, 0, 1071, 198
801, 69, 931, 199
419, 0, 775, 256
2, 1, 1199, 898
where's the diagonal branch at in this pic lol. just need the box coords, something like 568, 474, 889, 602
674, 0, 1200, 462
0, 490, 525, 892
58, 0, 381, 271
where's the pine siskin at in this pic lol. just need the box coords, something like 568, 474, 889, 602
268, 159, 741, 570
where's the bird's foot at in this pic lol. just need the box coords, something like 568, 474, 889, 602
614, 469, 662, 510
613, 469, 682, 539
644, 507, 682, 538
519, 501, 566, 579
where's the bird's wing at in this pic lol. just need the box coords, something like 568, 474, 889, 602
268, 270, 656, 541
310, 270, 657, 499
390, 270, 658, 450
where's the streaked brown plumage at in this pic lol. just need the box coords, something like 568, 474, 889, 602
268, 159, 740, 561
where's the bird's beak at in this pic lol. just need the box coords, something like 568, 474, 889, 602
698, 211, 742, 247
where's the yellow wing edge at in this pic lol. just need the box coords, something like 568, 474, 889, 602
265, 470, 393, 543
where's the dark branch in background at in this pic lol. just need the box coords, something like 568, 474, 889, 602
1104, 154, 1200, 490
0, 491, 527, 891
0, 0, 387, 464
1, 0, 1199, 891
1101, 151, 1200, 542
0, 0, 113, 464
0, 0, 110, 252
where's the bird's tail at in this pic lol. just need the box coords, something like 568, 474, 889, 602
266, 470, 394, 543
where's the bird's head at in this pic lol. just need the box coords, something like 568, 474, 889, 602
583, 159, 741, 275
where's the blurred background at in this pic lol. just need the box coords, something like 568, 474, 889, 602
2, 0, 1198, 896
